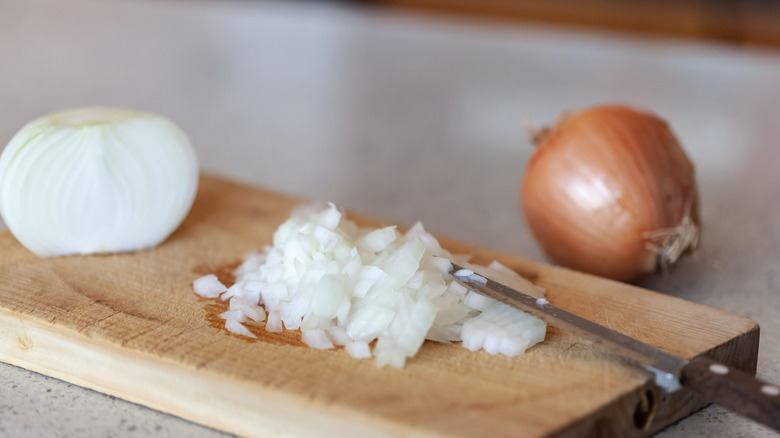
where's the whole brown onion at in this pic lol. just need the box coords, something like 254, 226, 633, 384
520, 105, 699, 282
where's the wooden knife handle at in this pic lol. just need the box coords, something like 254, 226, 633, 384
680, 355, 780, 431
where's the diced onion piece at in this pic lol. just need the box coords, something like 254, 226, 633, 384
266, 310, 283, 332
357, 226, 398, 253
463, 291, 494, 311
352, 266, 386, 298
225, 319, 257, 338
375, 296, 437, 367
229, 297, 265, 322
428, 256, 453, 275
426, 324, 463, 343
193, 274, 227, 298
377, 239, 425, 290
374, 336, 406, 369
220, 309, 246, 322
302, 329, 335, 350
346, 304, 396, 342
309, 275, 346, 319
345, 341, 372, 358
313, 203, 342, 230
461, 302, 546, 356
327, 326, 352, 346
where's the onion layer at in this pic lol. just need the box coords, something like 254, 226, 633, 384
521, 105, 699, 281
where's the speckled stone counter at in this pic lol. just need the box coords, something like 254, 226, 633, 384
1, 0, 779, 436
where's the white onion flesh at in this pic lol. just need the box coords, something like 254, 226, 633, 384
193, 274, 228, 299
0, 107, 199, 257
461, 301, 547, 356
194, 204, 547, 367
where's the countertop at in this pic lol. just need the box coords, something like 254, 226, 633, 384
1, 0, 779, 436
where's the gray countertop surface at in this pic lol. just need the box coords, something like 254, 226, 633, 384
1, 0, 779, 436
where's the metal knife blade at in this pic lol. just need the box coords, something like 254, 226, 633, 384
449, 262, 685, 390
450, 262, 780, 431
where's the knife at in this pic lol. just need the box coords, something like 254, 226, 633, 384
450, 262, 780, 431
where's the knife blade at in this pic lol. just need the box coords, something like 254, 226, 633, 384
450, 262, 780, 431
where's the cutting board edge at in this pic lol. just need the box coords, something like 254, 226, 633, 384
0, 307, 446, 438
0, 307, 759, 438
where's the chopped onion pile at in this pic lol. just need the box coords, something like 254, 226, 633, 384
194, 204, 546, 368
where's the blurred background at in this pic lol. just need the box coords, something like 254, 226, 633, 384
1, 0, 779, 437
370, 0, 780, 47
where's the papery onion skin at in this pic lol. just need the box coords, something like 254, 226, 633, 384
0, 107, 199, 257
520, 105, 699, 282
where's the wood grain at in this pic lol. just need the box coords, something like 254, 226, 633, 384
0, 175, 759, 437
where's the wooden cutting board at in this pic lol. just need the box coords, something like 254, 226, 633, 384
0, 175, 759, 437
